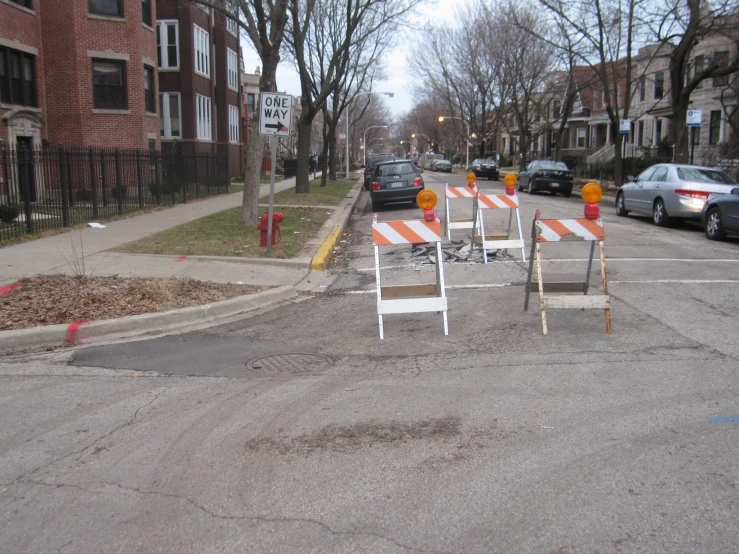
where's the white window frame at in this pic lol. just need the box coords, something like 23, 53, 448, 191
196, 94, 212, 140
227, 48, 238, 91
577, 127, 586, 148
226, 2, 239, 37
194, 24, 210, 78
160, 92, 181, 139
157, 20, 179, 70
228, 104, 239, 143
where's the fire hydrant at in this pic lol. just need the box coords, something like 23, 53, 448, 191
258, 212, 284, 247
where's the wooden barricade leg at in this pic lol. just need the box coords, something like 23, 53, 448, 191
445, 190, 451, 240
435, 241, 449, 335
515, 208, 526, 262
374, 245, 384, 340
583, 241, 596, 295
535, 243, 548, 335
600, 240, 612, 333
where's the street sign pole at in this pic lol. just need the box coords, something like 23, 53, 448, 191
690, 127, 695, 165
266, 135, 276, 256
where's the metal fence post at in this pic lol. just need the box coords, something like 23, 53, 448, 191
114, 147, 123, 215
182, 151, 188, 204
66, 151, 74, 208
153, 151, 162, 206
100, 149, 108, 207
136, 150, 144, 209
22, 146, 33, 234
89, 147, 99, 218
58, 146, 70, 227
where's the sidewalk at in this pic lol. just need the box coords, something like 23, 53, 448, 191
0, 172, 360, 289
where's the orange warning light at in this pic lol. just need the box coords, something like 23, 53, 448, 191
416, 189, 438, 210
466, 172, 477, 184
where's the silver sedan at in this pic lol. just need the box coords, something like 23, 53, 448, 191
615, 163, 739, 226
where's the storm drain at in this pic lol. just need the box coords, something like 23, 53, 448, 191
246, 353, 334, 375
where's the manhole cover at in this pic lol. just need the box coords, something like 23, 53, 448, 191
246, 353, 334, 374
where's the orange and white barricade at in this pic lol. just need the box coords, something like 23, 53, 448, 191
523, 183, 611, 335
444, 183, 480, 241
372, 215, 448, 340
474, 192, 526, 263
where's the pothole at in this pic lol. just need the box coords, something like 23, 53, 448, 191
245, 353, 334, 375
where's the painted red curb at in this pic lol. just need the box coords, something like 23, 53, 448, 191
174, 255, 188, 262
0, 283, 18, 294
66, 321, 87, 345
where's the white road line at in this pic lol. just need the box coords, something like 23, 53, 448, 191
356, 257, 739, 272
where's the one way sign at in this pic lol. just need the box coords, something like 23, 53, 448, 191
259, 92, 292, 137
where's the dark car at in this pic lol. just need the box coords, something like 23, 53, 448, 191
369, 160, 425, 212
701, 187, 739, 240
364, 153, 395, 190
435, 159, 452, 173
467, 158, 499, 180
517, 160, 573, 196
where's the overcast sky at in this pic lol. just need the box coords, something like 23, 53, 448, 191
240, 0, 468, 118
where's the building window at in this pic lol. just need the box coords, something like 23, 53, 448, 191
89, 0, 123, 17
160, 92, 181, 138
639, 76, 645, 102
577, 127, 586, 148
9, 0, 33, 8
245, 93, 255, 116
713, 51, 729, 87
654, 72, 664, 99
552, 100, 560, 119
637, 120, 644, 147
196, 94, 212, 140
92, 59, 127, 110
194, 25, 210, 78
196, 2, 209, 14
694, 55, 704, 89
709, 110, 721, 144
229, 105, 239, 143
0, 47, 37, 107
227, 48, 239, 91
227, 17, 238, 36
655, 118, 662, 143
156, 21, 179, 69
142, 0, 151, 26
144, 65, 155, 113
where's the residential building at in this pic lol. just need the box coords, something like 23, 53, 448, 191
1, 0, 159, 149
156, 0, 243, 177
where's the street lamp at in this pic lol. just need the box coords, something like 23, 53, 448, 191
412, 133, 430, 154
399, 140, 412, 157
438, 116, 471, 169
363, 125, 389, 165
347, 91, 394, 176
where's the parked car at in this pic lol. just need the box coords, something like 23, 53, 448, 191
701, 187, 739, 240
429, 159, 441, 171
517, 160, 573, 196
615, 163, 738, 227
435, 159, 452, 173
467, 159, 499, 180
364, 153, 395, 190
369, 160, 425, 212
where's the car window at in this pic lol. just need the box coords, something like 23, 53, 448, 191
527, 162, 538, 171
651, 167, 669, 182
677, 167, 737, 184
376, 163, 415, 176
637, 167, 656, 182
538, 161, 569, 170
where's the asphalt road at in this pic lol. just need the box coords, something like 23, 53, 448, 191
1, 169, 738, 553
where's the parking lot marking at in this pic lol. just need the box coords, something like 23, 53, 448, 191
709, 417, 739, 423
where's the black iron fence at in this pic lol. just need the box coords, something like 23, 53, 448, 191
0, 145, 229, 242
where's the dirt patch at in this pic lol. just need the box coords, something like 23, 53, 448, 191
245, 417, 462, 455
0, 275, 269, 330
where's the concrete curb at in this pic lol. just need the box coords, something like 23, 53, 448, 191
121, 252, 313, 269
0, 285, 297, 353
310, 180, 364, 271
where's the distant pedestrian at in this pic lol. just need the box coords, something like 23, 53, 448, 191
309, 155, 317, 177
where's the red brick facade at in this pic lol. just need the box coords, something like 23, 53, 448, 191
1, 0, 158, 149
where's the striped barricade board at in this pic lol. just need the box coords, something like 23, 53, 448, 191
524, 216, 611, 334
474, 193, 526, 263
444, 184, 480, 241
371, 218, 448, 340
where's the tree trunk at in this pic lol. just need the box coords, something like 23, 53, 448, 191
296, 119, 313, 194
320, 138, 330, 187
613, 126, 624, 188
518, 125, 527, 171
328, 132, 337, 182
673, 96, 690, 163
240, 118, 263, 225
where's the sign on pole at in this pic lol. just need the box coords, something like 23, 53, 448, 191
687, 109, 702, 127
259, 93, 292, 136
619, 119, 631, 133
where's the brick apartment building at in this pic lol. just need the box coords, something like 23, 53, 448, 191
156, 0, 243, 177
0, 0, 159, 149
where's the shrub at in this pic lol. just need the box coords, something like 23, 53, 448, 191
75, 189, 92, 202
147, 181, 182, 197
0, 204, 21, 223
110, 186, 127, 200
498, 154, 509, 167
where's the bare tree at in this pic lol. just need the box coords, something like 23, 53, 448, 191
642, 0, 739, 162
192, 0, 288, 225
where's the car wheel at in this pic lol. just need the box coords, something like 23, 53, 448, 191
371, 196, 383, 212
615, 192, 629, 216
705, 207, 726, 241
563, 188, 572, 198
517, 180, 523, 192
652, 198, 670, 227
527, 180, 535, 194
